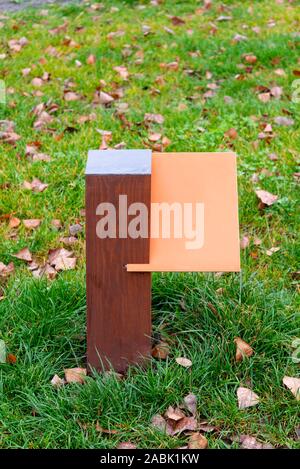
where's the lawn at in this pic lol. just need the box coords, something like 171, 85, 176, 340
0, 0, 299, 449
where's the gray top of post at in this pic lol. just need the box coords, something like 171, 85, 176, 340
86, 150, 152, 175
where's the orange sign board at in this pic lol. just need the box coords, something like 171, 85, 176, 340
127, 152, 240, 272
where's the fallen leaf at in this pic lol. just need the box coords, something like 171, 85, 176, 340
51, 374, 65, 387
31, 77, 44, 87
151, 341, 170, 359
6, 353, 17, 364
176, 357, 192, 368
266, 247, 280, 256
172, 416, 197, 435
114, 66, 129, 80
239, 435, 273, 449
224, 128, 238, 140
170, 16, 185, 26
237, 386, 260, 409
258, 92, 271, 103
53, 256, 76, 271
274, 116, 294, 127
283, 376, 300, 400
148, 133, 162, 142
12, 247, 32, 262
234, 337, 254, 362
217, 16, 232, 22
151, 414, 173, 435
69, 223, 83, 236
48, 248, 73, 265
9, 217, 21, 229
183, 393, 197, 416
51, 219, 62, 229
270, 86, 282, 99
164, 406, 185, 422
244, 54, 257, 64
23, 178, 48, 193
64, 91, 80, 102
188, 432, 208, 449
0, 261, 14, 277
117, 442, 137, 449
144, 113, 164, 124
23, 219, 41, 230
87, 54, 96, 65
94, 91, 114, 105
255, 189, 278, 206
32, 263, 57, 280
64, 367, 87, 384
240, 236, 250, 249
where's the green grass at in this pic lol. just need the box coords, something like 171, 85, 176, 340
0, 0, 299, 449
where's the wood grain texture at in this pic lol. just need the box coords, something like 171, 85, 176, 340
86, 174, 151, 372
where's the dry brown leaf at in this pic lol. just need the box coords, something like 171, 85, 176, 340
148, 132, 162, 142
188, 432, 208, 449
53, 256, 76, 271
48, 247, 73, 264
31, 77, 44, 87
144, 113, 164, 124
151, 341, 170, 359
51, 374, 65, 388
151, 414, 173, 435
0, 261, 14, 277
116, 442, 137, 449
234, 337, 254, 362
64, 91, 80, 102
183, 393, 197, 416
240, 236, 250, 249
258, 92, 271, 103
255, 189, 278, 206
6, 353, 17, 364
170, 15, 185, 26
237, 386, 260, 409
172, 416, 197, 435
64, 367, 87, 384
239, 435, 273, 449
164, 406, 185, 422
69, 223, 83, 236
87, 54, 96, 65
23, 178, 48, 193
283, 376, 300, 400
114, 66, 129, 80
51, 219, 62, 229
32, 263, 57, 280
266, 247, 280, 256
270, 86, 282, 99
12, 247, 32, 262
23, 219, 41, 230
274, 116, 294, 127
224, 128, 238, 140
34, 111, 53, 128
244, 54, 257, 64
94, 91, 114, 105
176, 357, 192, 368
9, 217, 21, 229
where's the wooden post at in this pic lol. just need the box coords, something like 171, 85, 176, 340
85, 150, 152, 373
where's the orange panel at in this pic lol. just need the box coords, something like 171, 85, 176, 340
127, 152, 240, 272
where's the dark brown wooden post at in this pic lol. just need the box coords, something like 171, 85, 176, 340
85, 150, 152, 373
